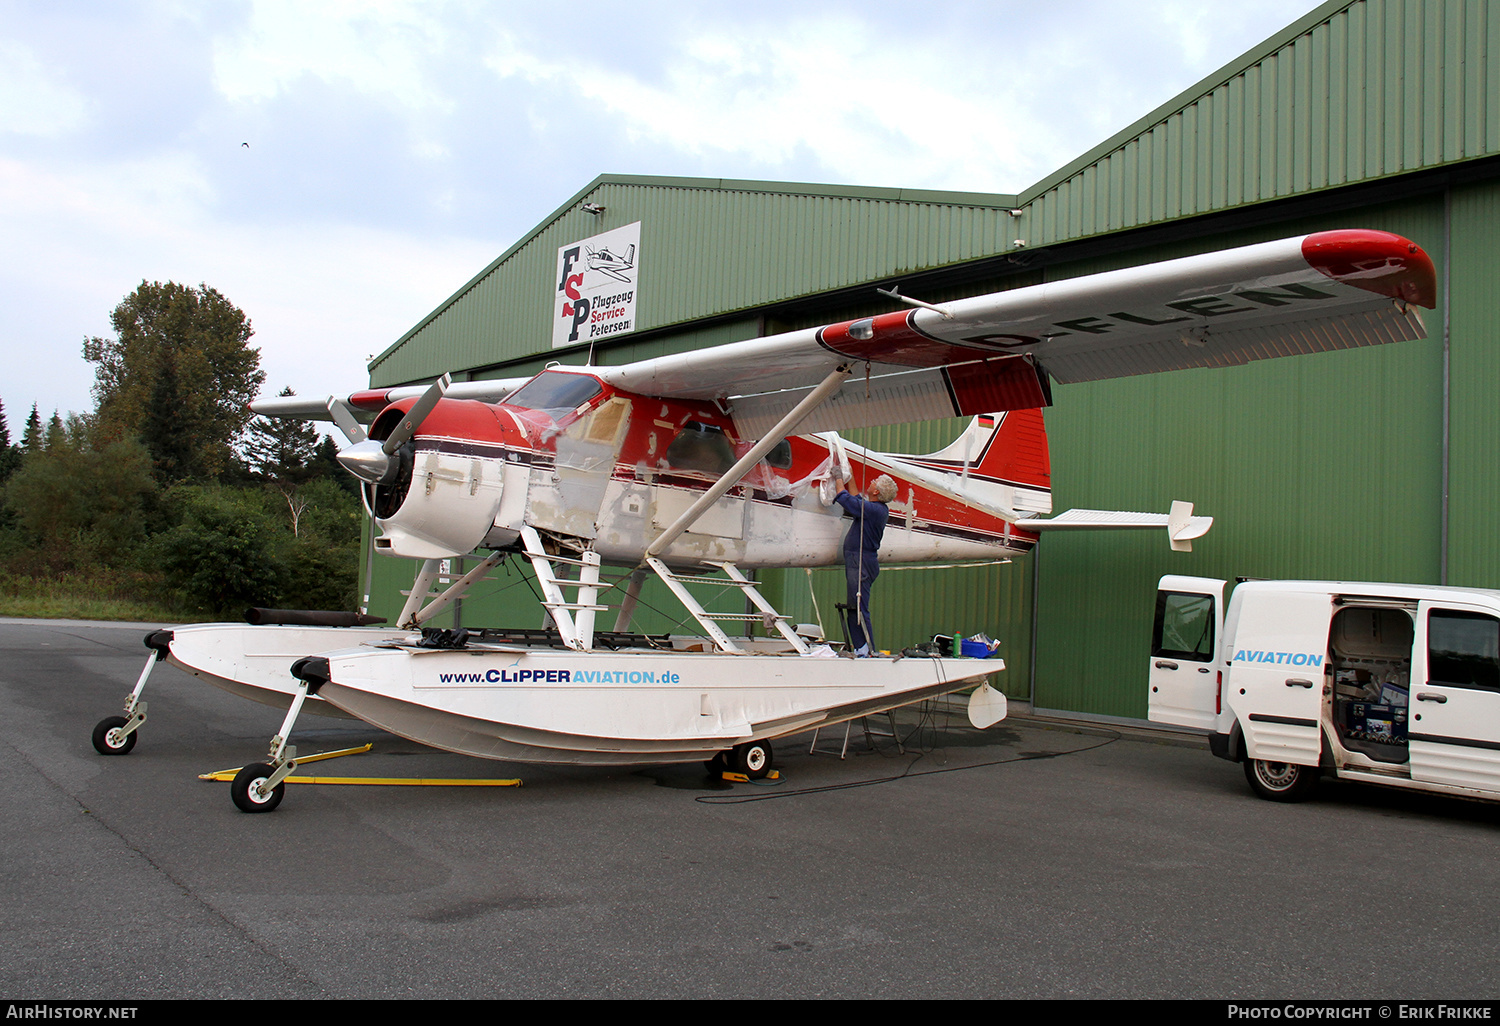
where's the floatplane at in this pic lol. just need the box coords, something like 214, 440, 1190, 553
90, 230, 1436, 812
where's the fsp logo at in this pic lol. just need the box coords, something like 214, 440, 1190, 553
557, 245, 589, 343
552, 221, 642, 350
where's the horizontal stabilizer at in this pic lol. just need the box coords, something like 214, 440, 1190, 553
1019, 501, 1212, 551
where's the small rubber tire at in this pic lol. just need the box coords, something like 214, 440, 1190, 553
730, 740, 773, 780
92, 716, 136, 756
1244, 757, 1319, 802
231, 762, 285, 813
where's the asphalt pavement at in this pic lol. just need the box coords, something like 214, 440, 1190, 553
4, 618, 1499, 1000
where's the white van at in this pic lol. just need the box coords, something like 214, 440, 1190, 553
1147, 576, 1500, 803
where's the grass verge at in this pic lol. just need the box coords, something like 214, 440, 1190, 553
0, 571, 204, 623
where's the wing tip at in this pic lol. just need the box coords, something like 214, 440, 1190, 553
1302, 230, 1437, 309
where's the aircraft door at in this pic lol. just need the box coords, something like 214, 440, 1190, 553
1410, 600, 1500, 793
525, 397, 631, 539
1148, 576, 1225, 730
649, 422, 746, 544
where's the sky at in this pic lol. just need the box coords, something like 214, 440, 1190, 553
0, 0, 1328, 431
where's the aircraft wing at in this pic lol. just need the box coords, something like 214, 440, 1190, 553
251, 378, 533, 421
596, 230, 1434, 437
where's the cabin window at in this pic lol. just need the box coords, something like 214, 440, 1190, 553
1152, 591, 1214, 661
1428, 610, 1500, 692
764, 439, 793, 470
504, 371, 603, 414
664, 422, 736, 476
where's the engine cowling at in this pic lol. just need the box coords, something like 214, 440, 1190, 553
351, 398, 509, 559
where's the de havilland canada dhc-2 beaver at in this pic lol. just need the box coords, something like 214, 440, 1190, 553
89, 230, 1437, 812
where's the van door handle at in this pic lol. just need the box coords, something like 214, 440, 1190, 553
1416, 692, 1448, 703
1154, 660, 1178, 670
1285, 678, 1314, 688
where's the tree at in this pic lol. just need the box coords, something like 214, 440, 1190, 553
45, 411, 65, 451
243, 387, 320, 482
307, 434, 360, 497
242, 386, 328, 537
153, 486, 284, 616
278, 477, 362, 609
0, 399, 19, 483
3, 423, 154, 566
20, 404, 41, 455
84, 281, 265, 483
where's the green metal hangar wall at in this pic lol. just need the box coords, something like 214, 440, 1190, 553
363, 0, 1500, 721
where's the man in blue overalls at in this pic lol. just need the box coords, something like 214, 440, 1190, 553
835, 473, 897, 657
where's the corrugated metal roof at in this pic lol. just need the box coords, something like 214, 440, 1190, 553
369, 176, 1021, 386
1021, 0, 1500, 246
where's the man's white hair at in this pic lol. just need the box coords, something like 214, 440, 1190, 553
871, 474, 898, 503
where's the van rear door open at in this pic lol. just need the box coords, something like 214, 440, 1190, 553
1148, 576, 1225, 730
1230, 588, 1331, 765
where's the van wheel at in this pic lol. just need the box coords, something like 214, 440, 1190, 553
1244, 758, 1318, 802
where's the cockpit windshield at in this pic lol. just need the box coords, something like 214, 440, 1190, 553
503, 371, 603, 417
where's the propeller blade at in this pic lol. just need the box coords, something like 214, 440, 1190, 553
326, 398, 366, 444
381, 373, 450, 455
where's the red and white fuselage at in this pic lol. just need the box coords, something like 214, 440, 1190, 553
348, 372, 1052, 567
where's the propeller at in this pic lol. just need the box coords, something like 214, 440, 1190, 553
325, 398, 366, 444
337, 373, 450, 485
382, 373, 450, 455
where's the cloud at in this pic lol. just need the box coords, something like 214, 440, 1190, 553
485, 18, 1056, 194
479, 1, 1326, 195
0, 0, 1329, 421
0, 40, 89, 138
0, 152, 492, 416
212, 0, 454, 112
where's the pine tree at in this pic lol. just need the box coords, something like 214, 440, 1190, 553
306, 434, 359, 497
21, 404, 42, 454
0, 398, 18, 482
45, 412, 66, 451
243, 387, 320, 482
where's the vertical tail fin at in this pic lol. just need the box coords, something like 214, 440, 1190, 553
900, 410, 1052, 513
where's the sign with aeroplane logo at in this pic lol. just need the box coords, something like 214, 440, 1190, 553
553, 220, 641, 349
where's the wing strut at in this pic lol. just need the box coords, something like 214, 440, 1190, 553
646, 364, 853, 558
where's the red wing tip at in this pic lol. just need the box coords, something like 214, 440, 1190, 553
1302, 230, 1437, 309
